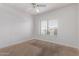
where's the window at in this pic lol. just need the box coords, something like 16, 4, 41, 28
40, 20, 58, 36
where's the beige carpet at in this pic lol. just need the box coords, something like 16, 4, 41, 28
0, 39, 79, 56
27, 39, 79, 56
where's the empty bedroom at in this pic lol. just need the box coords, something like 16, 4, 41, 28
0, 3, 78, 56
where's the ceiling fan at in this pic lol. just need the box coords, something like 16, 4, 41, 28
31, 3, 46, 13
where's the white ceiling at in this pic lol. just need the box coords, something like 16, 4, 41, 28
1, 3, 71, 15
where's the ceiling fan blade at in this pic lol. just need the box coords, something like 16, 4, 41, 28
37, 4, 46, 7
31, 3, 46, 8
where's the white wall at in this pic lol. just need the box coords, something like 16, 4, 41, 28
0, 4, 33, 48
34, 4, 79, 48
77, 4, 79, 47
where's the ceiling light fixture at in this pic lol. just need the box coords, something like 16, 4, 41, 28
32, 3, 40, 13
35, 7, 40, 13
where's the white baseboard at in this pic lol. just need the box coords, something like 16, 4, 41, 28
0, 37, 33, 48
32, 37, 79, 49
